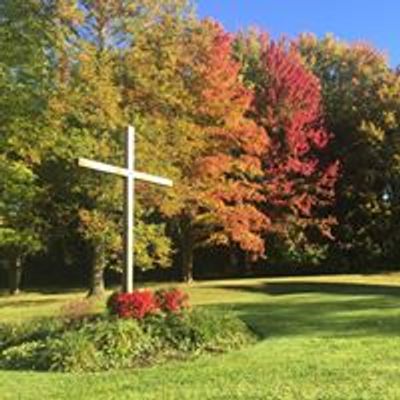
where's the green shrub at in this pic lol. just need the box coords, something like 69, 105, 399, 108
144, 313, 195, 354
0, 341, 48, 370
145, 309, 256, 354
44, 318, 156, 372
79, 318, 155, 370
0, 308, 256, 372
46, 331, 101, 372
0, 323, 16, 351
0, 318, 63, 352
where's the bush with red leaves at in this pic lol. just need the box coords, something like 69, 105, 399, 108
107, 288, 190, 320
155, 288, 190, 314
107, 290, 158, 320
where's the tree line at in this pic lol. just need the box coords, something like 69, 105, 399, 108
1, 0, 400, 295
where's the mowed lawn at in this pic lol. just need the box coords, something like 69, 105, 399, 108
1, 274, 400, 400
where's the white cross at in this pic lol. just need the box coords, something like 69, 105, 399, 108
78, 126, 173, 293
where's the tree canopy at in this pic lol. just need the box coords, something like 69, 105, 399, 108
1, 1, 399, 294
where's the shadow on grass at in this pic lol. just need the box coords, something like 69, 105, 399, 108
237, 298, 400, 339
215, 281, 400, 298
0, 287, 88, 297
0, 298, 65, 309
30, 287, 87, 295
0, 288, 88, 310
208, 281, 400, 339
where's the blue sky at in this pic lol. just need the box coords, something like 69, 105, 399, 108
197, 1, 400, 66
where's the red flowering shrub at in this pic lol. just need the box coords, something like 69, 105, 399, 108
107, 288, 190, 320
107, 290, 158, 320
156, 288, 190, 314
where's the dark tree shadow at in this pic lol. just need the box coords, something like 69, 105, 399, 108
206, 280, 400, 339
0, 299, 65, 309
214, 281, 400, 297
31, 287, 86, 295
0, 287, 87, 297
0, 287, 88, 310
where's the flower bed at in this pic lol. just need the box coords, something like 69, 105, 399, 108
0, 288, 256, 372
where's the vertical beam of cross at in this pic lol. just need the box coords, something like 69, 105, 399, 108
124, 126, 135, 293
78, 126, 173, 293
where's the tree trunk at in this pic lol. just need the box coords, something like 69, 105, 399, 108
181, 223, 194, 284
182, 243, 194, 284
226, 245, 239, 276
243, 252, 253, 276
88, 246, 106, 297
8, 256, 22, 295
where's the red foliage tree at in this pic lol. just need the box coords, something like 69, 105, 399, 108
198, 30, 338, 262
196, 22, 271, 257
253, 39, 338, 249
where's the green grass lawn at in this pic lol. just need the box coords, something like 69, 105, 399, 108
1, 274, 400, 400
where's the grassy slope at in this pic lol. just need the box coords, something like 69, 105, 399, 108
1, 274, 400, 400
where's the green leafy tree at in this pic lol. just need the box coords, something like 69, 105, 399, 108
0, 159, 45, 294
298, 35, 400, 268
121, 11, 211, 283
0, 0, 56, 293
43, 0, 178, 295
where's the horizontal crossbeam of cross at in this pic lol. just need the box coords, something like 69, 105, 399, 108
78, 158, 173, 187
